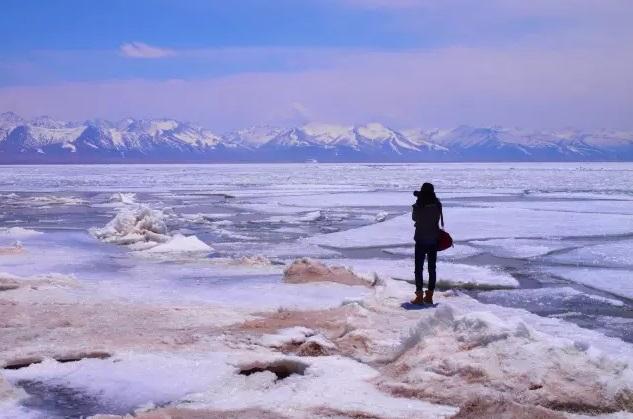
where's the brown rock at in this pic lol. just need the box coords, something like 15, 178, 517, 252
283, 258, 371, 287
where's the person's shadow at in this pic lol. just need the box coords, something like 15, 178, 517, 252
401, 302, 438, 310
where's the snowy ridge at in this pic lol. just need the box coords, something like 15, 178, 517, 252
1, 112, 633, 162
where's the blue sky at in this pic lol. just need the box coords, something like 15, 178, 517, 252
1, 0, 632, 130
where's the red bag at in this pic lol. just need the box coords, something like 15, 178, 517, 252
438, 229, 453, 251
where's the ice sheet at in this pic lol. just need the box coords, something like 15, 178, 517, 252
477, 287, 625, 309
309, 207, 633, 248
3, 352, 235, 416
545, 267, 633, 300
469, 238, 570, 258
473, 199, 633, 215
382, 243, 481, 259
547, 240, 633, 268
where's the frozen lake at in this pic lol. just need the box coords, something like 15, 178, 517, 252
1, 163, 633, 418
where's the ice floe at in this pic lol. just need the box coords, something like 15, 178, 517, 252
545, 267, 633, 300
476, 287, 625, 310
309, 207, 633, 248
548, 240, 633, 268
469, 238, 570, 258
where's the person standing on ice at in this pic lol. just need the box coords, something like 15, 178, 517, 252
411, 182, 443, 305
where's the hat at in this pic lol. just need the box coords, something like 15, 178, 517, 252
413, 182, 434, 196
421, 182, 434, 192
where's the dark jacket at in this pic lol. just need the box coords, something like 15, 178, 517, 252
412, 201, 442, 243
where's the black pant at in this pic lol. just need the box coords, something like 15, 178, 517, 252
414, 241, 437, 293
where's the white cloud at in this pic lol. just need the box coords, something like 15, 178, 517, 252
120, 42, 174, 59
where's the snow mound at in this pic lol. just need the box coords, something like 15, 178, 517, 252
90, 205, 170, 246
378, 304, 633, 413
283, 258, 374, 287
144, 234, 212, 254
0, 227, 43, 238
91, 204, 212, 254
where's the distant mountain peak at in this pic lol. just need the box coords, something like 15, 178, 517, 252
0, 113, 631, 162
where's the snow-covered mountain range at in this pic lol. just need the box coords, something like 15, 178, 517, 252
1, 112, 632, 163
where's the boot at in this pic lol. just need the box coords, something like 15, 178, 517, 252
423, 290, 434, 304
410, 291, 424, 305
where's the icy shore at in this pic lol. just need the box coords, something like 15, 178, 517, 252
1, 256, 632, 418
2, 163, 633, 418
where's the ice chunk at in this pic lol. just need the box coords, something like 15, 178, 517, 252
260, 327, 315, 348
375, 211, 388, 222
143, 234, 212, 253
298, 211, 322, 222
90, 205, 170, 247
109, 192, 136, 205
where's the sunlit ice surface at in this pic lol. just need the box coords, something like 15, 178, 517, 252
1, 162, 633, 418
